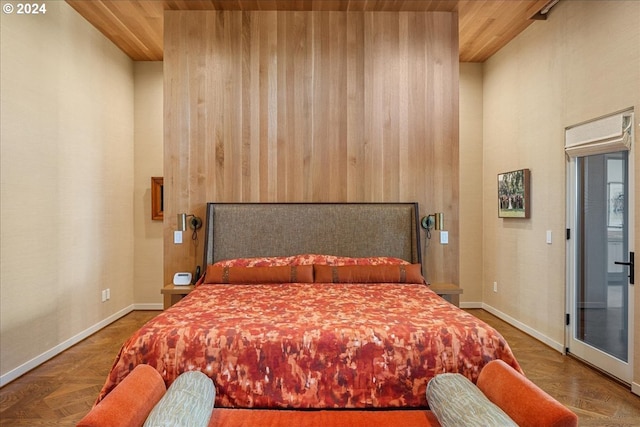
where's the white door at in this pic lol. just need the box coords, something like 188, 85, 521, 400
566, 111, 634, 384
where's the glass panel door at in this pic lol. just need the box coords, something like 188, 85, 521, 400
568, 150, 633, 383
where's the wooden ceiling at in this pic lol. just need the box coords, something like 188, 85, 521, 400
66, 0, 552, 63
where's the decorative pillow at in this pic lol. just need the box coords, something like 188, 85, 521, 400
143, 370, 215, 427
204, 265, 314, 284
293, 254, 411, 266
426, 373, 517, 427
314, 264, 424, 283
212, 256, 296, 268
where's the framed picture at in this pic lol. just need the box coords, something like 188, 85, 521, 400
498, 169, 530, 218
151, 177, 163, 220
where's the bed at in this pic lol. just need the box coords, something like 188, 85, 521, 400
97, 202, 521, 410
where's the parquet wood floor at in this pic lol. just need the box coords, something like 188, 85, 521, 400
1, 309, 639, 426
0, 311, 158, 426
469, 309, 640, 427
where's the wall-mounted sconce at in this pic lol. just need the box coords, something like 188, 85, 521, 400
421, 213, 444, 242
419, 212, 444, 280
177, 213, 202, 232
421, 213, 443, 232
177, 213, 202, 244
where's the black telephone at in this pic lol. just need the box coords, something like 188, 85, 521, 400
194, 265, 201, 284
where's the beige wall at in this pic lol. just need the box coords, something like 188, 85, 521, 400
0, 2, 135, 382
133, 62, 164, 305
481, 0, 639, 390
458, 63, 484, 305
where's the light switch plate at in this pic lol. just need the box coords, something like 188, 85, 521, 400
440, 231, 449, 244
174, 230, 183, 244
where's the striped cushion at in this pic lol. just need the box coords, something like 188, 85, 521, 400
143, 371, 215, 427
426, 373, 517, 427
204, 265, 314, 284
313, 264, 424, 283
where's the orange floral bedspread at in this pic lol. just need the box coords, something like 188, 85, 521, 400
97, 283, 521, 409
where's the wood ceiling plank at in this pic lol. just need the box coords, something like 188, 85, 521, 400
67, 0, 164, 60
104, 1, 164, 56
458, 0, 547, 62
66, 0, 551, 62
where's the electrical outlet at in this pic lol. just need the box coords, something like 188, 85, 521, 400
493, 282, 498, 293
546, 230, 552, 244
106, 288, 110, 300
101, 289, 107, 302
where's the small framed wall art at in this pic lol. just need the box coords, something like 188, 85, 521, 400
151, 177, 163, 220
498, 169, 530, 218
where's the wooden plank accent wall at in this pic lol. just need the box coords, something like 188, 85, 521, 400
164, 10, 459, 285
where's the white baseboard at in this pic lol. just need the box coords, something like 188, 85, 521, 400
134, 303, 163, 310
0, 304, 134, 387
481, 303, 565, 354
460, 301, 483, 309
632, 382, 640, 397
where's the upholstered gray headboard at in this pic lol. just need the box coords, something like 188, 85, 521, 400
203, 203, 421, 266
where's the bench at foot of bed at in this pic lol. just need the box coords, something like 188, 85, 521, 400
78, 360, 578, 427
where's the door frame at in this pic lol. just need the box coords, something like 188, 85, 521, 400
565, 113, 635, 385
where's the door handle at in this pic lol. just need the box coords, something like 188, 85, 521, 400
614, 251, 634, 284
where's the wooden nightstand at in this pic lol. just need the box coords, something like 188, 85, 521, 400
429, 283, 463, 307
161, 284, 194, 309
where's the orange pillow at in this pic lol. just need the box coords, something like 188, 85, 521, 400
204, 265, 314, 284
314, 264, 424, 284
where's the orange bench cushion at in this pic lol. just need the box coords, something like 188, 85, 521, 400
77, 364, 166, 427
208, 409, 440, 427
